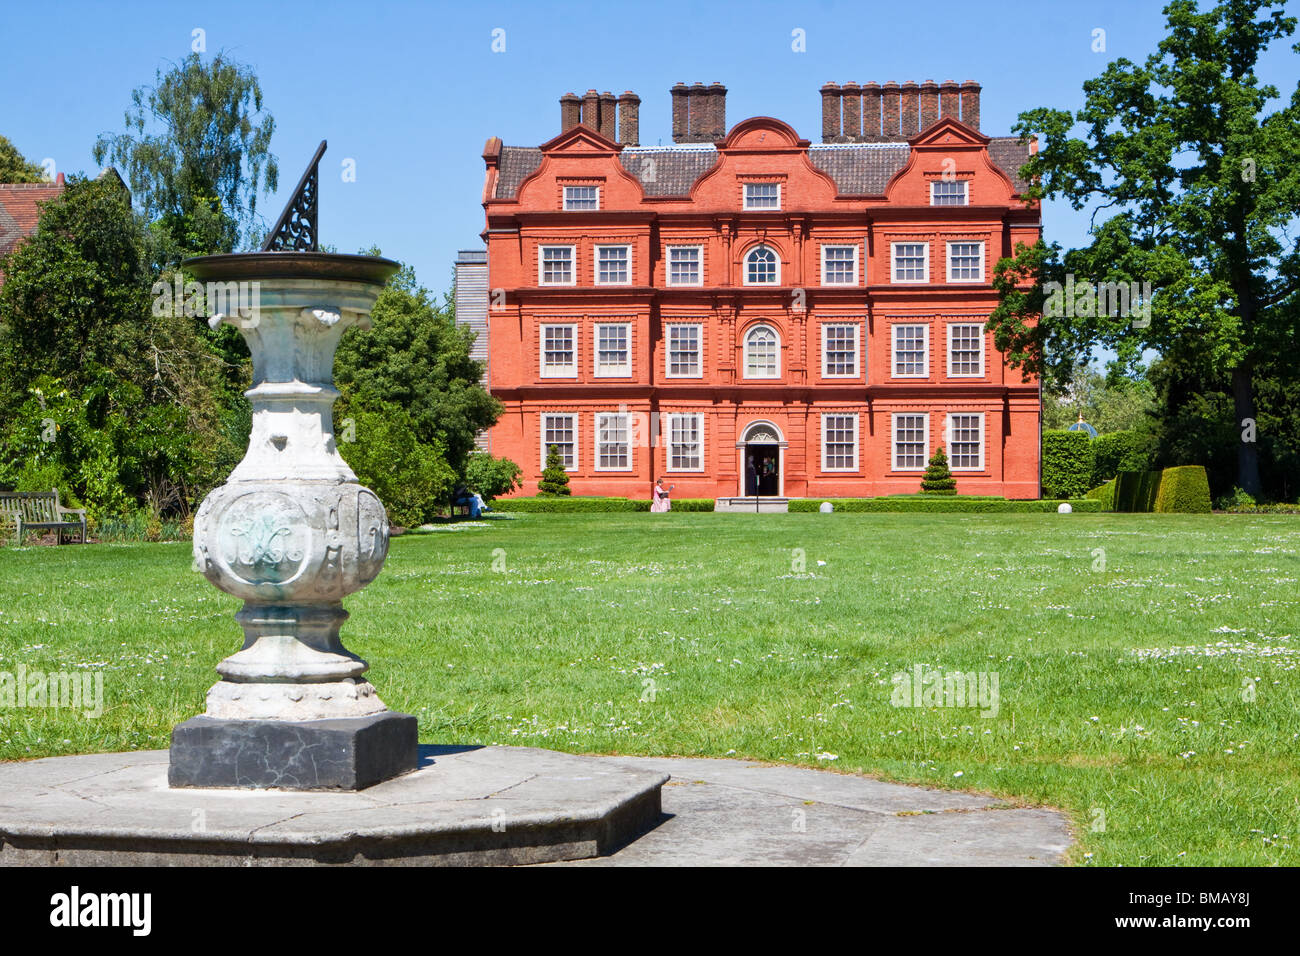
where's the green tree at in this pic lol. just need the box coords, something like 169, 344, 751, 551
334, 389, 455, 528
920, 447, 957, 495
538, 445, 571, 496
0, 135, 45, 183
989, 0, 1300, 498
334, 259, 500, 479
92, 52, 278, 259
464, 452, 522, 500
1042, 359, 1157, 433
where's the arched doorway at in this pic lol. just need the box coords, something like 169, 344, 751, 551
736, 421, 786, 497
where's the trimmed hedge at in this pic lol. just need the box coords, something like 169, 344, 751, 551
789, 498, 1102, 514
1113, 470, 1162, 512
1154, 465, 1213, 514
499, 496, 714, 513
1042, 430, 1095, 499
1091, 430, 1153, 487
1086, 479, 1116, 511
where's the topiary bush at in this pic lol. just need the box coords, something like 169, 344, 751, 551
1042, 430, 1095, 499
920, 447, 958, 495
537, 445, 572, 496
499, 496, 715, 513
1154, 465, 1213, 514
1086, 479, 1116, 511
787, 498, 1102, 513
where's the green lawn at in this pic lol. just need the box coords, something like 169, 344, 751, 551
1, 512, 1297, 865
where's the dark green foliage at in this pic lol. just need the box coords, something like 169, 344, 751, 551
1086, 479, 1117, 511
334, 261, 500, 479
1041, 430, 1096, 499
919, 446, 958, 495
1091, 430, 1155, 487
1112, 471, 1162, 513
501, 497, 714, 513
1154, 466, 1213, 514
0, 135, 45, 183
334, 390, 454, 528
537, 446, 571, 496
464, 453, 522, 500
93, 52, 277, 257
994, 0, 1300, 497
790, 498, 1102, 513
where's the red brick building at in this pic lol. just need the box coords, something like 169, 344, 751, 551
0, 174, 66, 288
478, 82, 1041, 503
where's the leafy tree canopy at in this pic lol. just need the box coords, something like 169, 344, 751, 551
93, 52, 277, 259
0, 135, 45, 183
990, 0, 1300, 496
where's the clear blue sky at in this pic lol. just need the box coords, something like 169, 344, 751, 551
3, 0, 1296, 299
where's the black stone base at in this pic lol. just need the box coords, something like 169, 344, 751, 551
168, 712, 418, 791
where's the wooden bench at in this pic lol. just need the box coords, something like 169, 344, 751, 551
0, 489, 87, 545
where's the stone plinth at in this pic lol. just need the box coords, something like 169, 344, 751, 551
0, 747, 667, 866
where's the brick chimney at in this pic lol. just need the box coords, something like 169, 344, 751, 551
671, 83, 689, 142
820, 82, 841, 143
940, 80, 960, 120
581, 89, 600, 130
901, 81, 919, 137
919, 81, 939, 132
685, 83, 707, 142
960, 81, 981, 130
841, 82, 861, 143
598, 91, 617, 140
560, 93, 582, 132
706, 82, 727, 140
617, 91, 640, 146
882, 82, 901, 139
862, 82, 881, 141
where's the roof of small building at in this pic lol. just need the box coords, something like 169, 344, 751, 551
0, 180, 65, 258
493, 136, 1031, 201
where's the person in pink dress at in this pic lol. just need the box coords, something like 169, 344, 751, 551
651, 478, 675, 513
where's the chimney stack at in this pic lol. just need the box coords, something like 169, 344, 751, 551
685, 83, 707, 142
919, 81, 939, 132
940, 80, 960, 120
820, 82, 841, 143
901, 81, 919, 137
862, 82, 881, 141
841, 82, 861, 143
618, 91, 640, 145
560, 93, 581, 132
598, 91, 617, 140
706, 82, 727, 141
882, 82, 901, 139
581, 89, 600, 130
960, 81, 981, 130
671, 83, 689, 142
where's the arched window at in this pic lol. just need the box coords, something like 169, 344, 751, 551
745, 245, 779, 285
744, 325, 780, 378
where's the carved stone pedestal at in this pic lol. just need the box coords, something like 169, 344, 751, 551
170, 254, 416, 790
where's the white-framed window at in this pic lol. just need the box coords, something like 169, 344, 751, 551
892, 413, 929, 471
666, 323, 702, 378
946, 241, 984, 282
595, 413, 632, 471
539, 245, 575, 285
947, 413, 984, 470
821, 244, 858, 285
563, 185, 599, 210
667, 245, 702, 286
821, 413, 859, 471
595, 244, 631, 285
947, 323, 985, 377
594, 322, 631, 377
743, 182, 781, 210
891, 324, 929, 377
891, 241, 929, 283
744, 245, 780, 285
821, 323, 859, 377
541, 413, 577, 470
930, 180, 968, 206
666, 413, 704, 472
744, 324, 780, 378
539, 323, 577, 377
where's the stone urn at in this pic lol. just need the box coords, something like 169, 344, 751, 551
169, 252, 418, 790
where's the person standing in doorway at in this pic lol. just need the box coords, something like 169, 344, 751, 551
651, 477, 675, 513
